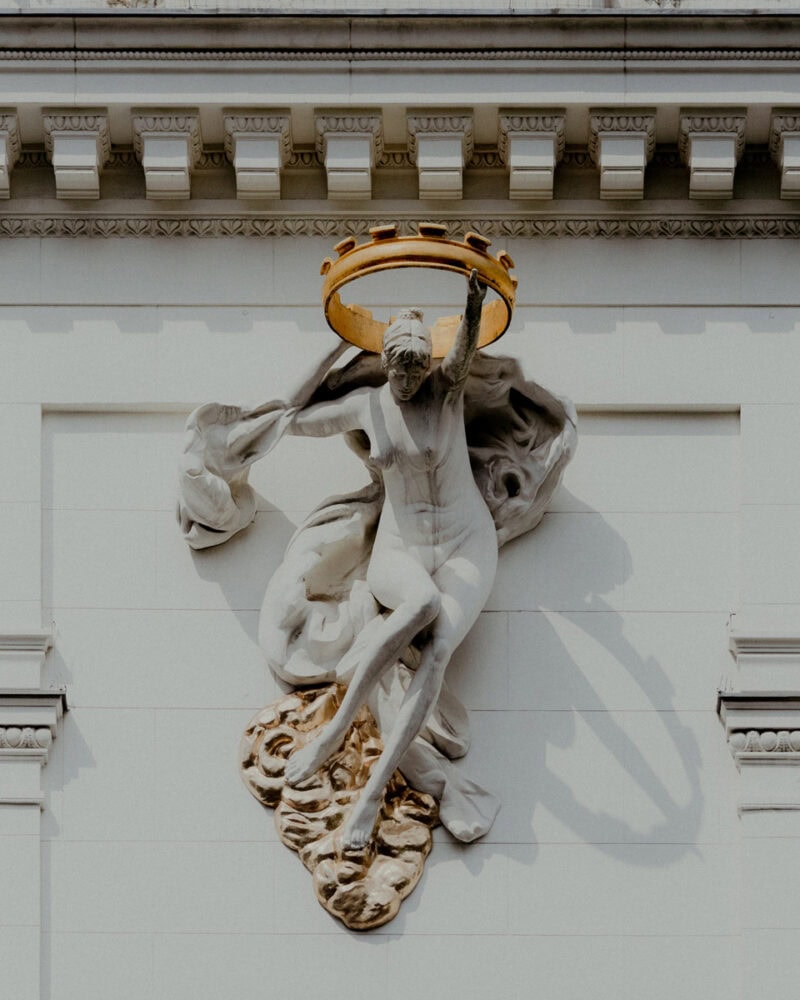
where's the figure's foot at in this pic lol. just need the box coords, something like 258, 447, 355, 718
285, 734, 335, 785
341, 790, 381, 851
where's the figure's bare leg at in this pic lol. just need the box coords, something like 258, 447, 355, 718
284, 589, 439, 785
341, 634, 450, 850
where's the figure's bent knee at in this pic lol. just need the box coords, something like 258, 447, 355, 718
414, 588, 441, 628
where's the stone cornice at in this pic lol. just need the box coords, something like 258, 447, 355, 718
0, 15, 800, 65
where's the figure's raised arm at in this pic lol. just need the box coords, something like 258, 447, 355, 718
440, 268, 487, 389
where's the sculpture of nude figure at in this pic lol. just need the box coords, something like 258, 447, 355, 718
178, 263, 576, 863
278, 270, 493, 848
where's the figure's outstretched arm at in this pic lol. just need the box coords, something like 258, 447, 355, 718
440, 268, 487, 389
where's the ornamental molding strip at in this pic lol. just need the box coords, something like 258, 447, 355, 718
769, 110, 800, 200
679, 110, 747, 200
0, 110, 21, 200
132, 110, 202, 200
223, 110, 292, 200
498, 111, 566, 201
43, 109, 111, 200
589, 110, 656, 200
315, 111, 384, 201
1, 212, 799, 240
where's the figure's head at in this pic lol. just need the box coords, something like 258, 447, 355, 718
381, 308, 432, 401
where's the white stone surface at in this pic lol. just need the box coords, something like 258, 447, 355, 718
5, 221, 800, 990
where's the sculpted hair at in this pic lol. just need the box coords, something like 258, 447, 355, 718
381, 308, 432, 369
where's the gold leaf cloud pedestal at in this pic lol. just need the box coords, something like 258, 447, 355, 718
240, 685, 439, 930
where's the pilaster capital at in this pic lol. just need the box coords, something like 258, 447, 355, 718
719, 624, 800, 812
0, 631, 63, 806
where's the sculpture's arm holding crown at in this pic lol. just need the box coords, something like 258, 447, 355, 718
440, 269, 487, 389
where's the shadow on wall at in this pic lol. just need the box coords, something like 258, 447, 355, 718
196, 481, 704, 877
475, 488, 704, 867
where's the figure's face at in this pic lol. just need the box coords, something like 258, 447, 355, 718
386, 354, 430, 401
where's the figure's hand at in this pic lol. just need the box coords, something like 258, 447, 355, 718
467, 267, 487, 307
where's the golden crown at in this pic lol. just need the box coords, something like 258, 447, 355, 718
320, 223, 517, 358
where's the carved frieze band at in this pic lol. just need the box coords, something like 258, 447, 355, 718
729, 730, 800, 754
0, 214, 797, 240
0, 726, 53, 751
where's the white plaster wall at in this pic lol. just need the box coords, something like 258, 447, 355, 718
5, 234, 800, 997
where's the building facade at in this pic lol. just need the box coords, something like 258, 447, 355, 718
1, 3, 799, 997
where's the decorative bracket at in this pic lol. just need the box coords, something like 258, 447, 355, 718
132, 110, 202, 201
315, 111, 383, 201
498, 110, 565, 200
679, 110, 746, 200
407, 112, 474, 200
43, 109, 111, 200
589, 109, 656, 200
769, 110, 800, 200
224, 110, 292, 200
0, 109, 21, 200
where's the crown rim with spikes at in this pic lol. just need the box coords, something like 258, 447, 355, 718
320, 222, 517, 358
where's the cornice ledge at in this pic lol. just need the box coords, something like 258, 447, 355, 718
729, 632, 800, 657
0, 632, 53, 654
